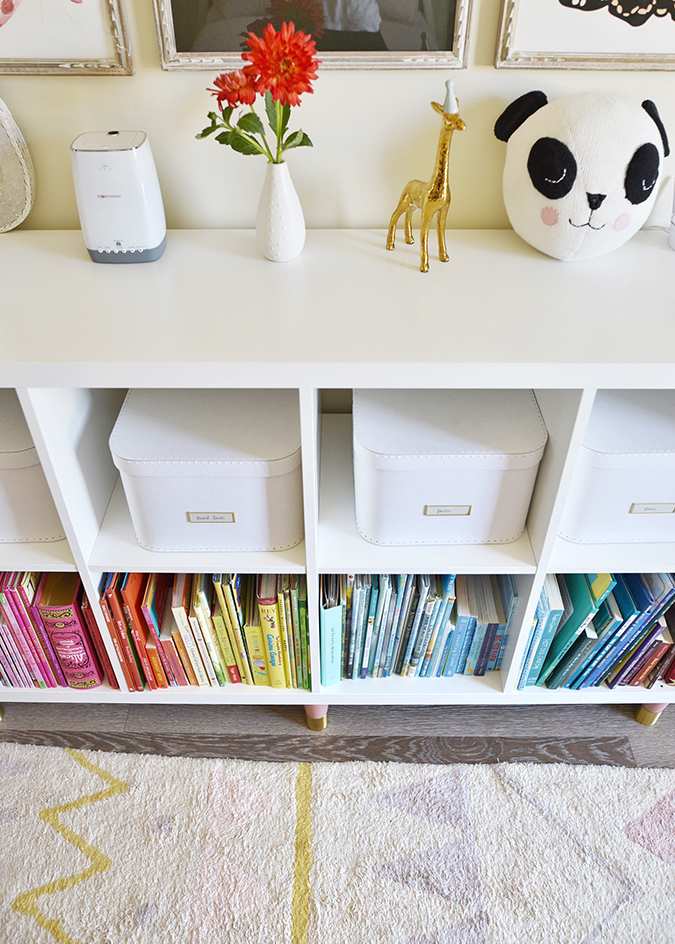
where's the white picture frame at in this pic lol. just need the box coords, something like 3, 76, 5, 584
0, 0, 132, 75
152, 0, 472, 70
496, 0, 675, 70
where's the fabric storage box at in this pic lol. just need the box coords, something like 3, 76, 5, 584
352, 389, 548, 546
109, 389, 303, 552
559, 389, 675, 544
0, 389, 65, 543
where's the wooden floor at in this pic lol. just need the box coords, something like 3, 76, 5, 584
0, 701, 673, 767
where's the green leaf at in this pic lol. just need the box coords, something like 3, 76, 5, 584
282, 130, 313, 151
229, 130, 262, 155
279, 103, 291, 139
265, 91, 277, 134
222, 106, 233, 125
207, 111, 219, 122
238, 112, 265, 136
215, 131, 233, 145
196, 124, 220, 139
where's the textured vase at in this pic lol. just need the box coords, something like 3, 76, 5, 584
256, 161, 305, 263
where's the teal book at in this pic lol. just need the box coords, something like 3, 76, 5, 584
518, 582, 549, 689
563, 592, 624, 689
369, 574, 393, 678
572, 573, 640, 689
526, 574, 565, 687
359, 575, 380, 680
420, 575, 457, 678
443, 575, 475, 678
545, 622, 598, 689
319, 574, 343, 687
408, 580, 441, 677
586, 574, 617, 608
400, 575, 430, 675
493, 574, 518, 672
538, 573, 598, 685
385, 575, 414, 677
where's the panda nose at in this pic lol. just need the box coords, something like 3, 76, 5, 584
587, 192, 606, 211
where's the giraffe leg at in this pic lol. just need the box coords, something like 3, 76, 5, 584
386, 193, 412, 250
437, 203, 450, 262
419, 205, 434, 272
404, 205, 416, 244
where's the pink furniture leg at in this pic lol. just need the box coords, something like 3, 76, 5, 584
635, 702, 669, 726
304, 704, 328, 731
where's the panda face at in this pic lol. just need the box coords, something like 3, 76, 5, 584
500, 92, 666, 261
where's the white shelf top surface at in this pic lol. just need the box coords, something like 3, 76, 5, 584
319, 414, 537, 574
3, 228, 675, 388
89, 477, 306, 574
0, 539, 75, 572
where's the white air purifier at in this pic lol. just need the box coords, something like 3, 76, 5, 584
71, 131, 166, 264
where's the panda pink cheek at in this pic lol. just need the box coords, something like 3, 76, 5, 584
614, 213, 631, 232
541, 207, 560, 226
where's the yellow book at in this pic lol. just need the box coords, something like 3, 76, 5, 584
244, 578, 270, 686
193, 575, 227, 687
219, 574, 254, 686
211, 600, 243, 684
212, 574, 248, 682
278, 574, 296, 688
257, 573, 287, 689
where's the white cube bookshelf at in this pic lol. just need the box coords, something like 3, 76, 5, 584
0, 228, 674, 707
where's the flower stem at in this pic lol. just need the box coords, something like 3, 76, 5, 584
275, 99, 283, 163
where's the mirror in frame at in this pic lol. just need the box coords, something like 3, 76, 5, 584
152, 0, 471, 69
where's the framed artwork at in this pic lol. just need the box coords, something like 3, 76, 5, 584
152, 0, 472, 70
496, 0, 675, 70
0, 0, 132, 75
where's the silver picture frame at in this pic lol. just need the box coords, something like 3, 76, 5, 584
152, 0, 472, 70
496, 0, 675, 70
0, 0, 132, 76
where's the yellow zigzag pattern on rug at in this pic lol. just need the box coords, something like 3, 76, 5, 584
11, 747, 129, 944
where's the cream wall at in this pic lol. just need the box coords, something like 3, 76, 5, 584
1, 0, 674, 232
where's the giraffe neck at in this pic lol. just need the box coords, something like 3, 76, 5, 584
430, 128, 454, 195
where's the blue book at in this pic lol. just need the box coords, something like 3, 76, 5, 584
359, 575, 380, 679
518, 582, 548, 689
369, 574, 393, 678
583, 573, 673, 688
563, 592, 624, 689
573, 574, 640, 689
382, 574, 412, 677
400, 575, 430, 675
528, 575, 565, 686
433, 608, 456, 677
408, 579, 441, 676
443, 575, 475, 678
420, 575, 456, 677
494, 574, 518, 671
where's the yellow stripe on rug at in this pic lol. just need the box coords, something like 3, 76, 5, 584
11, 747, 128, 944
292, 762, 312, 944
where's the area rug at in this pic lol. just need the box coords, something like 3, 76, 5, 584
1, 743, 674, 944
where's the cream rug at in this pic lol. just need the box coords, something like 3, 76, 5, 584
0, 742, 674, 944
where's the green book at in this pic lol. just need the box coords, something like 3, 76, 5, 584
538, 574, 598, 685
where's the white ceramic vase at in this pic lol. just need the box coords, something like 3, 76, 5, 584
256, 161, 305, 263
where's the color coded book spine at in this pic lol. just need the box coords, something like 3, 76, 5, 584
36, 573, 103, 690
257, 574, 287, 689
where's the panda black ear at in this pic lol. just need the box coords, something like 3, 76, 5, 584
642, 100, 670, 157
494, 91, 548, 142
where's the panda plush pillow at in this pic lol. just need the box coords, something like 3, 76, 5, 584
494, 91, 669, 261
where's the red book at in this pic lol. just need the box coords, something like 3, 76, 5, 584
98, 578, 135, 692
35, 573, 103, 690
105, 573, 145, 691
119, 572, 164, 691
80, 592, 119, 690
141, 573, 177, 686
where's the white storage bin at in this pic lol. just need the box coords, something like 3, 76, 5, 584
559, 390, 675, 544
0, 390, 65, 543
109, 389, 303, 552
353, 389, 547, 546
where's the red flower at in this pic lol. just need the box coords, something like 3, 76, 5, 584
208, 68, 258, 109
242, 22, 319, 107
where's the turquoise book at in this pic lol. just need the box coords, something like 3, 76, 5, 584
319, 574, 343, 687
518, 582, 549, 689
527, 574, 565, 687
538, 573, 599, 686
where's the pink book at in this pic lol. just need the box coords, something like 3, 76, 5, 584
0, 612, 32, 687
28, 599, 68, 688
6, 572, 58, 688
0, 573, 43, 688
0, 625, 23, 687
36, 573, 103, 690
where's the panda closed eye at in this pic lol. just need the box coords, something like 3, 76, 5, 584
624, 143, 660, 205
527, 137, 577, 200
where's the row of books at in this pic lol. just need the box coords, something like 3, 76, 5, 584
0, 572, 110, 690
99, 572, 310, 691
320, 573, 518, 687
518, 573, 675, 690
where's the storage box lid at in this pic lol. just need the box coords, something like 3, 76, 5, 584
353, 389, 547, 472
0, 389, 40, 470
580, 390, 675, 470
110, 389, 301, 478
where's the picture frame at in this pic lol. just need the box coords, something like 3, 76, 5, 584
0, 0, 133, 76
152, 0, 472, 70
496, 0, 675, 70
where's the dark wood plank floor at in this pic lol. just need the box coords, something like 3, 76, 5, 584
0, 702, 673, 767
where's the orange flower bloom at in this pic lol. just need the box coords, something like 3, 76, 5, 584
242, 22, 319, 107
208, 68, 258, 109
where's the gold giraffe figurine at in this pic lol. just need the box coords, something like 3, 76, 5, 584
386, 80, 466, 272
